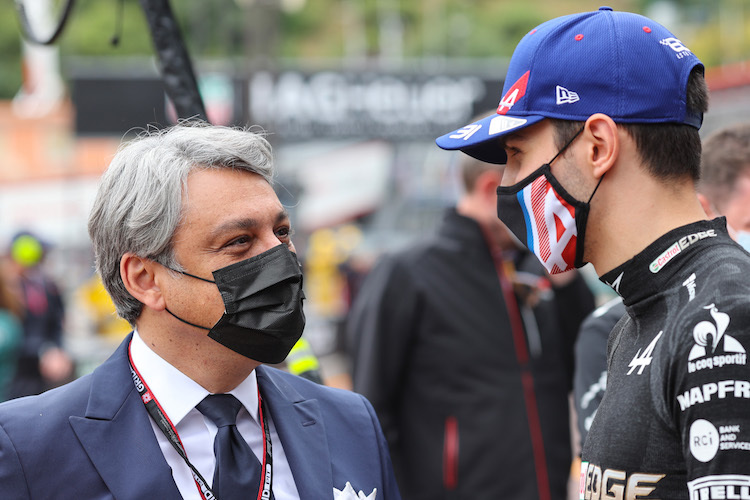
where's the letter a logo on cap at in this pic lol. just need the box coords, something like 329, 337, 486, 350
497, 71, 530, 115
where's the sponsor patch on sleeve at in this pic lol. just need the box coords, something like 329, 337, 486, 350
687, 475, 750, 500
688, 418, 750, 464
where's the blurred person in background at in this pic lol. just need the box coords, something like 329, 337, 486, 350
698, 122, 750, 246
0, 258, 22, 402
573, 121, 750, 450
346, 149, 594, 499
7, 231, 73, 399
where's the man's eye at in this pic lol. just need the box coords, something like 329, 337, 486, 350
276, 226, 294, 239
506, 146, 522, 157
227, 236, 251, 247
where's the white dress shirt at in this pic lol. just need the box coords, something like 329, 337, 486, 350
130, 330, 300, 499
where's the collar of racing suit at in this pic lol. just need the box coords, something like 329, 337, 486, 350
599, 217, 736, 307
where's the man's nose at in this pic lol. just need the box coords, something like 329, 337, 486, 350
259, 232, 289, 253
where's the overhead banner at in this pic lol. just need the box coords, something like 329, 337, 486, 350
72, 68, 503, 141
247, 70, 501, 141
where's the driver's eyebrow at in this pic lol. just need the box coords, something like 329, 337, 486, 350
500, 131, 529, 149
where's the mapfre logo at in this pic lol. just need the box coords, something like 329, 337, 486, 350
677, 379, 750, 412
659, 37, 693, 59
688, 304, 746, 373
497, 71, 530, 115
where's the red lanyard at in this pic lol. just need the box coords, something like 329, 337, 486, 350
128, 342, 273, 500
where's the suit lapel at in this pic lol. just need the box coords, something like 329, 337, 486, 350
69, 334, 182, 500
257, 366, 333, 499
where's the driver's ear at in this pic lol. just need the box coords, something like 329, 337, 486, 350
583, 113, 619, 180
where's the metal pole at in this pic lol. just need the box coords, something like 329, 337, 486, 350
138, 0, 207, 121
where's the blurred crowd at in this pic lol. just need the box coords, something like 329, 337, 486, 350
0, 230, 130, 403
0, 231, 71, 401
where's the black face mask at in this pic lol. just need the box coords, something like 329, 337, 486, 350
166, 244, 306, 364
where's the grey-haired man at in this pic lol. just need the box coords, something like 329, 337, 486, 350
0, 123, 400, 500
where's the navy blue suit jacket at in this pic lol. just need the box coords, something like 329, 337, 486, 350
0, 334, 400, 499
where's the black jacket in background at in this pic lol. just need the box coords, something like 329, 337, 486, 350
347, 208, 595, 500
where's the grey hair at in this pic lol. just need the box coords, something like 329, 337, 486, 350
87, 122, 274, 325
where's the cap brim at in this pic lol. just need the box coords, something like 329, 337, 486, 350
436, 113, 546, 164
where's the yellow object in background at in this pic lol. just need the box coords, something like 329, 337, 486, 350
286, 337, 323, 384
78, 275, 131, 340
11, 235, 44, 268
305, 225, 363, 317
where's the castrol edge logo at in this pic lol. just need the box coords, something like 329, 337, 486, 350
649, 229, 717, 273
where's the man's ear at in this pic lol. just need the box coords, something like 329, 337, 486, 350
697, 192, 717, 218
120, 253, 166, 311
475, 168, 504, 202
583, 113, 619, 179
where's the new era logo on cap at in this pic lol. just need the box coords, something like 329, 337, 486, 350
556, 86, 580, 105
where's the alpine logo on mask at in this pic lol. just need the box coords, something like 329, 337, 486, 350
518, 174, 578, 274
497, 129, 594, 275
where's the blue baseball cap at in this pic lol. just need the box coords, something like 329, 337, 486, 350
436, 6, 705, 164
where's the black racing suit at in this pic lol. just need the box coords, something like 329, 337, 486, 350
574, 296, 626, 449
581, 218, 750, 500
